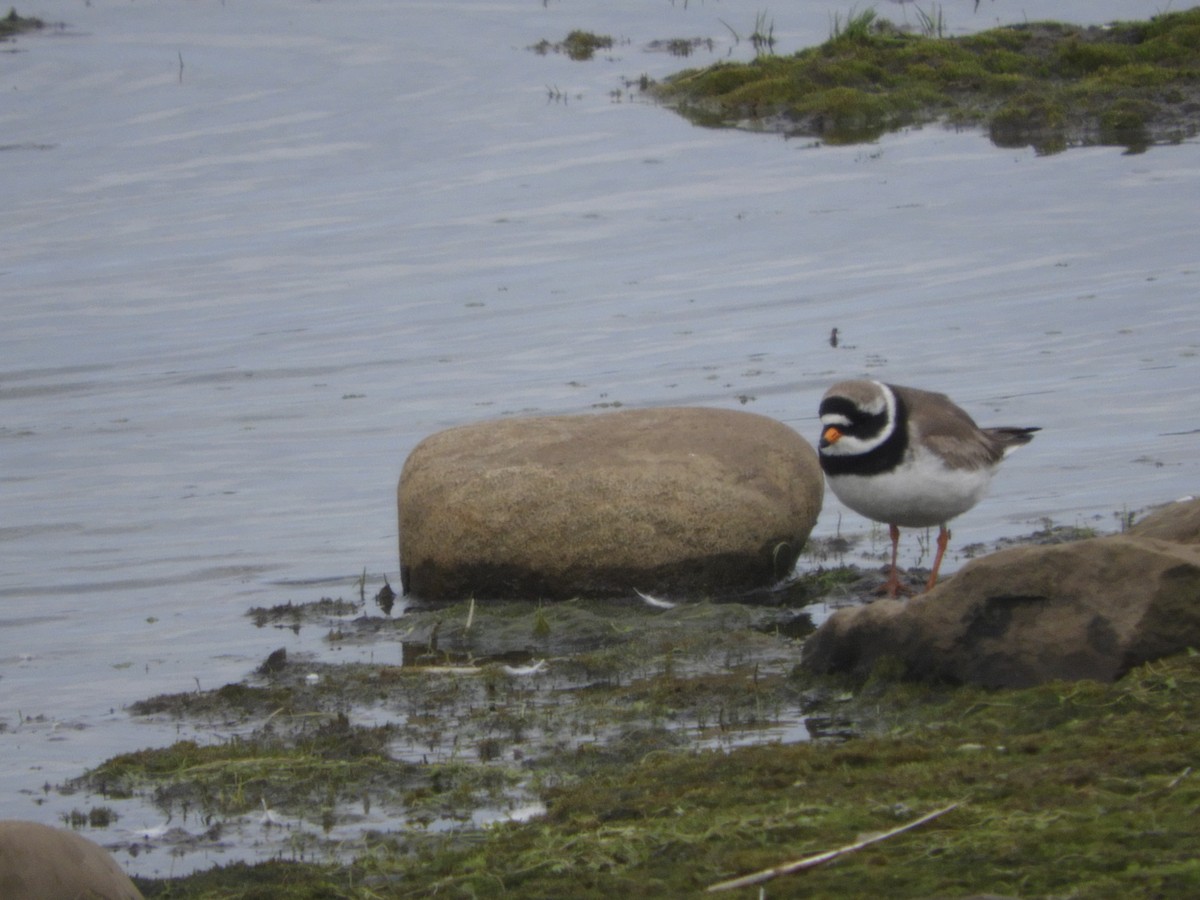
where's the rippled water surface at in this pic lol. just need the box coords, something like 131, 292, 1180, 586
2, 0, 1198, 876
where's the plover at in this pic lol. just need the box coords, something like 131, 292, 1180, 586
818, 379, 1038, 597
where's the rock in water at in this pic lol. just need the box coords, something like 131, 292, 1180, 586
398, 407, 823, 601
0, 820, 143, 899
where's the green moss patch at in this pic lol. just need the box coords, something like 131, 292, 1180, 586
0, 7, 43, 39
67, 525, 1200, 897
650, 8, 1200, 153
132, 649, 1200, 897
530, 30, 616, 62
79, 592, 823, 881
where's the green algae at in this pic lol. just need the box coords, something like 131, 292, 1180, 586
75, 592, 821, 882
74, 716, 526, 841
65, 532, 1200, 897
132, 650, 1200, 897
248, 597, 358, 630
649, 8, 1200, 153
0, 8, 42, 39
530, 30, 615, 62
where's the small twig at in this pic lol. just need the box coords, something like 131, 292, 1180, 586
1167, 766, 1192, 789
707, 802, 961, 893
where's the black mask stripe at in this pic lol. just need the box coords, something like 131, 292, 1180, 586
819, 388, 909, 477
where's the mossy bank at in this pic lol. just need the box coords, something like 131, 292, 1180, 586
649, 7, 1200, 154
49, 519, 1200, 898
122, 640, 1200, 898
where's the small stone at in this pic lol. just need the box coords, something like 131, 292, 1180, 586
374, 578, 396, 615
257, 647, 287, 675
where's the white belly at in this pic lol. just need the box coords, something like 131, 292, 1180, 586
826, 450, 995, 528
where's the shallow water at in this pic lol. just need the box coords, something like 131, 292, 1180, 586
2, 0, 1198, 877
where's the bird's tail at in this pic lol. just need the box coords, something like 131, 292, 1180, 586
990, 426, 1040, 456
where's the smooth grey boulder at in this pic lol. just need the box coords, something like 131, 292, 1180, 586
398, 407, 823, 601
802, 499, 1200, 688
0, 820, 143, 900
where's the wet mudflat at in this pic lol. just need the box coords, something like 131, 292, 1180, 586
65, 572, 836, 872
64, 518, 1117, 891
72, 519, 1200, 898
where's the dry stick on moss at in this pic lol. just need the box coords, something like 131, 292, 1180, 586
706, 801, 961, 893
1167, 766, 1192, 789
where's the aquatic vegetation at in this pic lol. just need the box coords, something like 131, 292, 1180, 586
71, 526, 1200, 896
530, 30, 615, 62
1, 8, 43, 39
646, 36, 714, 58
750, 10, 776, 57
128, 649, 1200, 897
73, 714, 527, 836
63, 806, 119, 829
76, 593, 821, 881
650, 7, 1200, 152
248, 597, 358, 630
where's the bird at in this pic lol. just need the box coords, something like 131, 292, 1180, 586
817, 380, 1038, 597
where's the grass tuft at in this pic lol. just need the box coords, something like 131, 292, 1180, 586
650, 7, 1200, 152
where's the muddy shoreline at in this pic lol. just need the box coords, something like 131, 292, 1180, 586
60, 514, 1200, 897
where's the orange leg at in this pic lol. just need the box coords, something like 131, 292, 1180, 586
883, 523, 903, 598
925, 525, 950, 592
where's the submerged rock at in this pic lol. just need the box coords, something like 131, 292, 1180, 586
397, 407, 823, 601
802, 498, 1200, 688
0, 820, 143, 900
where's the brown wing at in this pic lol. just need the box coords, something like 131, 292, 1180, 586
891, 384, 1007, 470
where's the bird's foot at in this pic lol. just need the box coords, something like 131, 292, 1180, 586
876, 571, 915, 598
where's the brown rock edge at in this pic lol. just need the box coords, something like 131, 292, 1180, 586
802, 497, 1200, 688
0, 820, 143, 900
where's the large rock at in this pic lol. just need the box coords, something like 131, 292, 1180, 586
0, 820, 143, 900
398, 407, 823, 601
802, 499, 1200, 688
